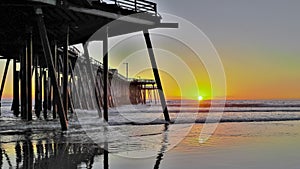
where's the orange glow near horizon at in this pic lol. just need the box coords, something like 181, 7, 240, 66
2, 54, 300, 101
1, 46, 300, 100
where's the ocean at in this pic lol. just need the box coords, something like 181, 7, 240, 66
1, 99, 300, 169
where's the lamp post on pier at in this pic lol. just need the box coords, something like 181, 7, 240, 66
123, 62, 128, 80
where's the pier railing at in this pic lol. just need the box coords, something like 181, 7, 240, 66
78, 55, 156, 84
69, 45, 156, 85
109, 0, 157, 15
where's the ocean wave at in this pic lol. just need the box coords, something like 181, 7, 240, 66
1, 111, 300, 133
1, 100, 300, 134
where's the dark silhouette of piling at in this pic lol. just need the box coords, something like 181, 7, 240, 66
0, 59, 10, 115
36, 8, 68, 130
26, 29, 33, 121
144, 30, 170, 122
103, 26, 109, 122
63, 26, 69, 119
12, 59, 20, 116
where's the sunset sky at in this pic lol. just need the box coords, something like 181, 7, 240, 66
153, 0, 300, 100
1, 0, 300, 100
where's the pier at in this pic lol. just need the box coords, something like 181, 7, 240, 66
0, 0, 178, 130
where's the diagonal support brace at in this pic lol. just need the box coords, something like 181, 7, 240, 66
143, 30, 170, 122
36, 8, 68, 130
0, 59, 10, 116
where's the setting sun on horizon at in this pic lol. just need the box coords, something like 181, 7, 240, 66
198, 96, 203, 101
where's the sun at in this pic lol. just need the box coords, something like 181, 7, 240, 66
198, 96, 203, 101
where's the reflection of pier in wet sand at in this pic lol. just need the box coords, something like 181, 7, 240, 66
0, 124, 170, 169
0, 0, 178, 130
0, 133, 105, 169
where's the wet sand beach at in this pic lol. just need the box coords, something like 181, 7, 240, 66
1, 120, 300, 169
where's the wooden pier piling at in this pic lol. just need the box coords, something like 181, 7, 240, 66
103, 27, 109, 122
34, 55, 41, 118
26, 30, 33, 121
38, 58, 43, 118
36, 8, 68, 130
20, 47, 26, 120
63, 26, 69, 118
53, 41, 58, 119
143, 30, 170, 122
12, 59, 20, 116
43, 70, 48, 119
0, 59, 10, 116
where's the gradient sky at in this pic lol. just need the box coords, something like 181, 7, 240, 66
153, 0, 300, 100
1, 0, 300, 100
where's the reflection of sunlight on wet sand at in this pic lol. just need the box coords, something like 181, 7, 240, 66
173, 121, 300, 153
173, 124, 238, 152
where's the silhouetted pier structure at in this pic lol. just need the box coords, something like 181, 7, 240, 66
0, 0, 177, 130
